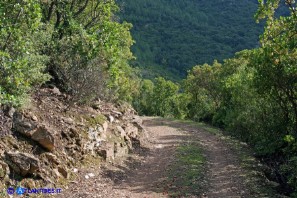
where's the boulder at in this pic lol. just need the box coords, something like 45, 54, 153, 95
96, 142, 114, 161
13, 113, 37, 137
31, 126, 55, 151
5, 151, 40, 176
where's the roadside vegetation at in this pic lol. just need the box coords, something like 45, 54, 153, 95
0, 0, 138, 107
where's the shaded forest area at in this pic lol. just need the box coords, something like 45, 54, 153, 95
117, 0, 264, 79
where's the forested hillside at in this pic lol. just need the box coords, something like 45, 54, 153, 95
117, 0, 263, 79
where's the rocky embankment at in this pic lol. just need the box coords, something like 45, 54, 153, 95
0, 87, 147, 194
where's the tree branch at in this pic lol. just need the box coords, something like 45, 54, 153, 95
2, 8, 23, 51
46, 2, 56, 22
74, 0, 89, 18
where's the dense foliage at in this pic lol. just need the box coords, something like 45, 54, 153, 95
117, 0, 263, 79
0, 0, 138, 106
133, 77, 189, 119
0, 0, 50, 106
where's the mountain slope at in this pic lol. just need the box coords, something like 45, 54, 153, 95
117, 0, 263, 80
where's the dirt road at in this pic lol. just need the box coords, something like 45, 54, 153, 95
59, 117, 278, 198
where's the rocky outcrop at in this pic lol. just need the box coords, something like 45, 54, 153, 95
0, 87, 148, 190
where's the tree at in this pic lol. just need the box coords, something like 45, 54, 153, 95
253, 0, 297, 136
39, 0, 136, 103
0, 0, 50, 106
252, 0, 297, 193
184, 61, 222, 122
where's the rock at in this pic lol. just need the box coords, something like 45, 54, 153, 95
132, 116, 145, 131
102, 122, 108, 132
4, 106, 15, 118
88, 127, 100, 140
85, 142, 96, 154
0, 161, 10, 179
53, 168, 62, 178
63, 117, 74, 125
73, 168, 78, 173
44, 153, 59, 164
96, 142, 114, 161
108, 115, 114, 123
5, 151, 40, 176
31, 126, 55, 151
76, 138, 83, 146
132, 116, 143, 125
13, 113, 37, 137
77, 122, 85, 127
57, 166, 68, 178
31, 115, 38, 122
111, 110, 122, 117
51, 87, 61, 96
88, 173, 95, 178
114, 142, 128, 158
23, 178, 36, 189
123, 135, 132, 149
124, 123, 139, 139
69, 127, 79, 138
116, 126, 126, 138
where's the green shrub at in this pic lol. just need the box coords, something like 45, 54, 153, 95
0, 0, 50, 107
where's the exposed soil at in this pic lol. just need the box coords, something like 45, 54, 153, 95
58, 117, 279, 198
